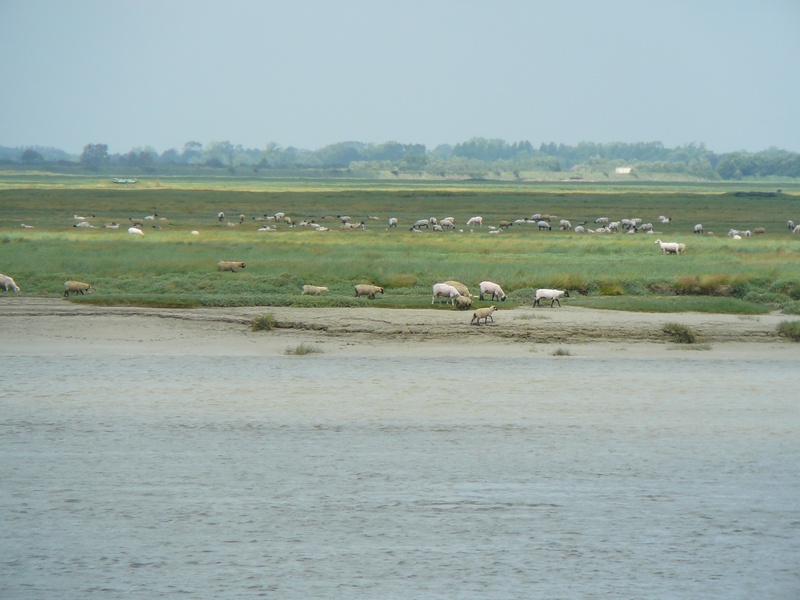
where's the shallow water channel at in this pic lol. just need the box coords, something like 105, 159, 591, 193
2, 352, 799, 598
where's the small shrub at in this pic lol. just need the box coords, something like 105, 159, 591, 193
285, 343, 322, 355
780, 301, 800, 315
662, 322, 698, 344
552, 347, 572, 356
251, 313, 276, 331
777, 321, 800, 342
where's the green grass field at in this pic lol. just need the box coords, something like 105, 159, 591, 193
1, 175, 799, 313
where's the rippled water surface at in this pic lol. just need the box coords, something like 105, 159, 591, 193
2, 353, 799, 598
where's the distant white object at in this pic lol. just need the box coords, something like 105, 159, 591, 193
128, 227, 144, 235
615, 167, 632, 174
190, 230, 200, 235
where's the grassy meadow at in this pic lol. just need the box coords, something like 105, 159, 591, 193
1, 175, 800, 313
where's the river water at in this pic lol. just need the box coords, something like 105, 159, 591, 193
2, 351, 799, 599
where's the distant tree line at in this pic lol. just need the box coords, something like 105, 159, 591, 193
2, 138, 799, 180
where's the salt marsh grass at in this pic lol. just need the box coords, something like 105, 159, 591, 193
2, 179, 799, 312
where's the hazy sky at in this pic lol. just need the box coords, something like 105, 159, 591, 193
2, 0, 799, 155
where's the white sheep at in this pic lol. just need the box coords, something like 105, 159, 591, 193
354, 284, 384, 298
694, 223, 704, 234
537, 220, 552, 230
217, 212, 225, 221
127, 227, 144, 235
654, 239, 681, 254
0, 274, 20, 293
559, 219, 572, 230
466, 216, 483, 227
793, 225, 800, 234
788, 220, 795, 231
412, 219, 430, 229
479, 281, 507, 301
302, 285, 329, 295
595, 217, 609, 225
64, 280, 92, 297
470, 305, 497, 325
73, 221, 95, 228
388, 217, 398, 228
533, 288, 570, 307
432, 283, 461, 305
574, 225, 585, 233
217, 260, 246, 272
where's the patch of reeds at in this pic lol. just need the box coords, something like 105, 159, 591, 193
551, 347, 573, 356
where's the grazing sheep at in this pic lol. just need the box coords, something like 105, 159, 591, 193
217, 260, 246, 272
537, 220, 552, 231
443, 280, 471, 297
454, 295, 473, 310
388, 217, 398, 228
754, 227, 766, 235
658, 215, 672, 223
432, 283, 461, 305
0, 274, 20, 293
466, 216, 483, 227
574, 225, 585, 233
694, 223, 704, 234
788, 220, 795, 231
559, 219, 572, 230
595, 217, 609, 225
678, 243, 686, 254
302, 285, 329, 295
654, 239, 681, 254
793, 225, 800, 234
64, 280, 92, 297
412, 219, 430, 229
479, 281, 507, 302
470, 305, 497, 325
533, 288, 570, 307
217, 212, 225, 222
498, 220, 513, 230
127, 227, 144, 235
354, 284, 384, 299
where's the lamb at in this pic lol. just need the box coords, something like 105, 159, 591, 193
479, 281, 507, 301
64, 280, 92, 296
466, 216, 483, 227
127, 227, 144, 235
302, 285, 329, 295
432, 283, 461, 304
0, 274, 20, 293
654, 239, 681, 254
217, 260, 246, 272
533, 288, 570, 307
443, 280, 471, 297
354, 284, 384, 299
454, 295, 473, 310
470, 305, 497, 325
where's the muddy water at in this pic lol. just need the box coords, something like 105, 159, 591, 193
2, 353, 799, 598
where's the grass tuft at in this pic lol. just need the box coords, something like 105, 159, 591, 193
776, 321, 800, 342
662, 322, 698, 344
551, 347, 573, 356
285, 343, 322, 355
251, 313, 276, 331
